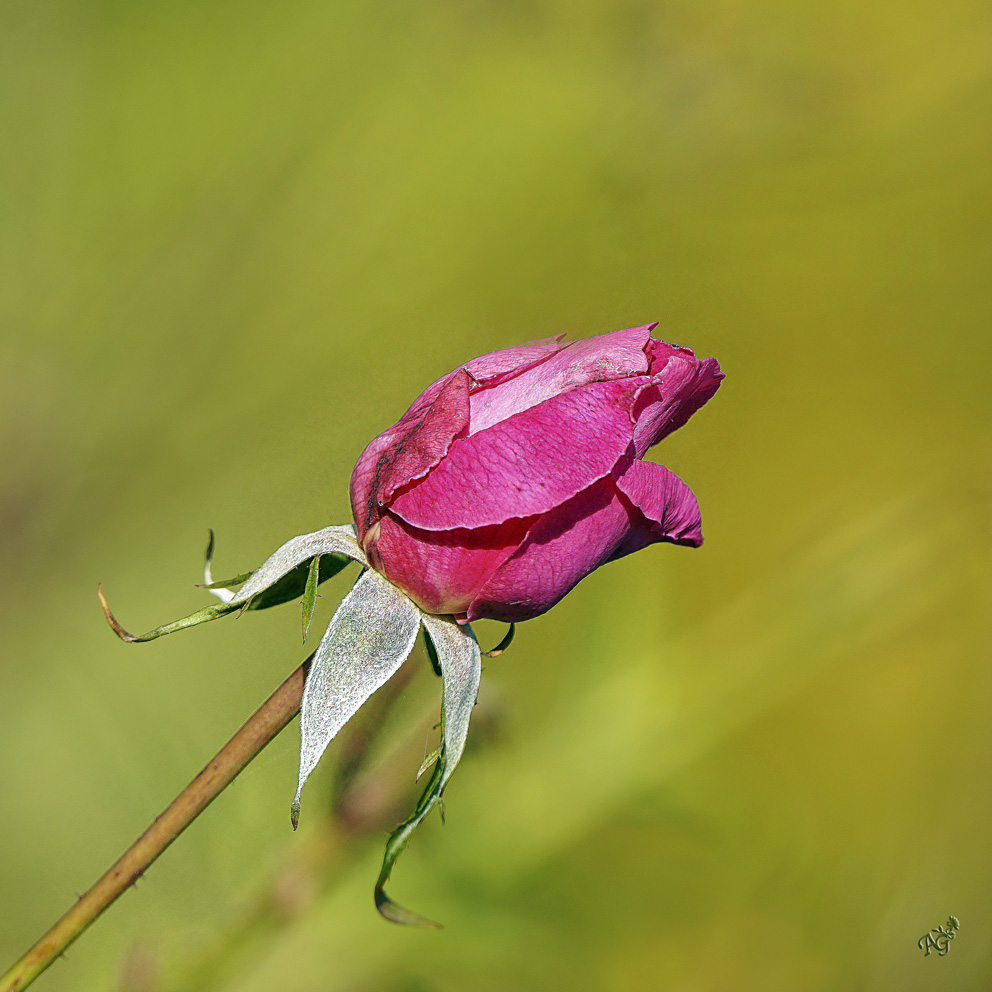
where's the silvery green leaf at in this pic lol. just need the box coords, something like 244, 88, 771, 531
245, 554, 351, 612
205, 525, 365, 608
229, 524, 366, 607
374, 614, 481, 927
425, 614, 482, 792
103, 525, 366, 642
291, 568, 421, 828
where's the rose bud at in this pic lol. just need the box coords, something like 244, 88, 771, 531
350, 323, 722, 623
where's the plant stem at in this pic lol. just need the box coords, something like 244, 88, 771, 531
0, 655, 313, 992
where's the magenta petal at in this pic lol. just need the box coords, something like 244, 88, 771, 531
350, 369, 471, 539
351, 435, 397, 541
462, 337, 567, 387
390, 378, 645, 531
368, 512, 532, 616
631, 355, 723, 456
643, 337, 700, 375
380, 338, 565, 433
468, 325, 652, 435
467, 478, 635, 623
613, 458, 703, 550
469, 461, 704, 622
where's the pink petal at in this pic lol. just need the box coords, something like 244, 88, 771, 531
467, 459, 703, 622
612, 458, 703, 551
367, 512, 532, 615
631, 355, 723, 456
468, 325, 653, 435
387, 337, 560, 426
462, 337, 567, 387
350, 369, 471, 539
390, 377, 647, 531
644, 337, 700, 375
467, 478, 636, 623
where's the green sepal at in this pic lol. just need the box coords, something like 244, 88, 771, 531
483, 622, 515, 657
374, 614, 480, 928
99, 587, 239, 643
301, 555, 322, 643
198, 572, 253, 590
292, 569, 421, 829
100, 556, 350, 643
374, 761, 445, 929
249, 553, 348, 613
416, 743, 443, 781
101, 524, 365, 644
423, 627, 442, 677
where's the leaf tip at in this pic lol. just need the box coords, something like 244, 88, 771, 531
416, 744, 442, 782
97, 584, 138, 642
301, 554, 322, 644
374, 889, 443, 929
483, 622, 515, 658
203, 529, 218, 589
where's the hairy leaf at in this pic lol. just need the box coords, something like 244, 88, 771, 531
292, 569, 421, 828
102, 525, 366, 642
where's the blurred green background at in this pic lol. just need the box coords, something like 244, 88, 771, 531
1, 0, 990, 989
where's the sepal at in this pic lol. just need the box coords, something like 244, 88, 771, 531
291, 569, 421, 827
373, 613, 481, 926
100, 525, 365, 642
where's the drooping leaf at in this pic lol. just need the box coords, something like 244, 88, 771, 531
101, 524, 366, 643
204, 525, 365, 609
374, 613, 481, 927
301, 555, 322, 643
374, 763, 444, 928
427, 614, 482, 793
99, 585, 239, 642
247, 552, 349, 612
291, 568, 421, 828
229, 524, 366, 608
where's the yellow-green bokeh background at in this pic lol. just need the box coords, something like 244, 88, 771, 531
2, 1, 990, 989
